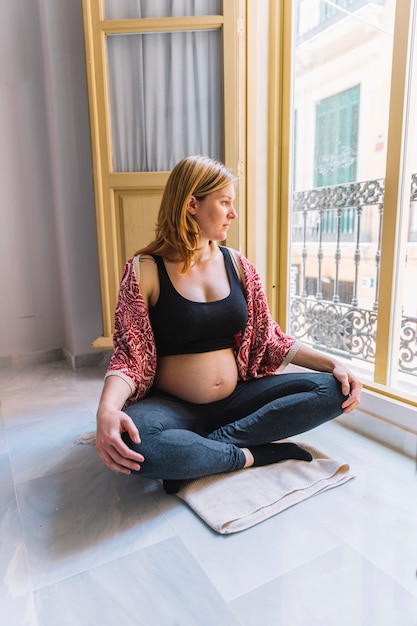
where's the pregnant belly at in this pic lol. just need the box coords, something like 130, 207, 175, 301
154, 348, 239, 403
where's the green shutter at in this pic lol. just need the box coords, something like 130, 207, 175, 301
314, 84, 360, 187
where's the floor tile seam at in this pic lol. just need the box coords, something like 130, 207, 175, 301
342, 536, 417, 599
219, 541, 348, 604
0, 593, 41, 626
27, 534, 183, 593
224, 600, 247, 626
0, 446, 30, 570
139, 500, 239, 603
151, 492, 185, 534
7, 529, 35, 600
0, 398, 11, 454
3, 427, 22, 515
9, 479, 70, 598
312, 501, 417, 563
10, 459, 89, 490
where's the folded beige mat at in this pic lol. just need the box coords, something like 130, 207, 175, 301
175, 443, 353, 534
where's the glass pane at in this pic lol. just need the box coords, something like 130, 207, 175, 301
106, 30, 223, 172
398, 174, 417, 394
104, 0, 221, 20
396, 8, 417, 395
289, 0, 395, 382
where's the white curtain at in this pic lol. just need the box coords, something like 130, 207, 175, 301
104, 0, 221, 19
105, 0, 223, 172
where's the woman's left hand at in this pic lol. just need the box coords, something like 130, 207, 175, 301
291, 344, 362, 414
332, 364, 362, 413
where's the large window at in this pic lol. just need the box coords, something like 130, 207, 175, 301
283, 0, 417, 404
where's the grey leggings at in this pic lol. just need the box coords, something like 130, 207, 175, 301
122, 372, 346, 480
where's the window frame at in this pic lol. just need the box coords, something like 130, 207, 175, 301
268, 0, 417, 411
81, 0, 245, 346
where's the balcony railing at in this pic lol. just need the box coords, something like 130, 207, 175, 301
290, 176, 417, 377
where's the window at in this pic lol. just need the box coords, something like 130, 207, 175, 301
106, 29, 223, 172
272, 0, 417, 406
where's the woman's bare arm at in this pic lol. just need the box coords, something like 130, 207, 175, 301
291, 343, 362, 413
96, 375, 144, 474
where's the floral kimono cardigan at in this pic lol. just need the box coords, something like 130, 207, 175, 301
105, 250, 300, 407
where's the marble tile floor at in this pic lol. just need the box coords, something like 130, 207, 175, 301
0, 361, 416, 626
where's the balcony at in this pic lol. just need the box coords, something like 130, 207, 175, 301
289, 176, 417, 381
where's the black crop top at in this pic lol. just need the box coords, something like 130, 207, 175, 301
149, 247, 248, 356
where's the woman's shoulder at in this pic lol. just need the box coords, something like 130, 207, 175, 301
130, 254, 159, 307
222, 246, 256, 272
221, 245, 245, 262
222, 246, 258, 292
129, 253, 156, 276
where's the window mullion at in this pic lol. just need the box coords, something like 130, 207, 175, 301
374, 0, 414, 386
268, 0, 293, 324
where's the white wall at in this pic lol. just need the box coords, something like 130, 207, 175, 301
0, 0, 103, 368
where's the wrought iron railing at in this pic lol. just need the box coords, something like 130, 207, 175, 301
290, 176, 417, 376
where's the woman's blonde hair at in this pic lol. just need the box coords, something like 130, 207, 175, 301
136, 155, 235, 272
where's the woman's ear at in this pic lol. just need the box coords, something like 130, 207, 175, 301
187, 195, 197, 215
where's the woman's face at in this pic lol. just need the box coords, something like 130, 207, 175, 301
188, 183, 237, 242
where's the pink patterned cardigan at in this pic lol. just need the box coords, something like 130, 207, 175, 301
105, 251, 300, 406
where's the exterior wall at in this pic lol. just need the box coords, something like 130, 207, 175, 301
291, 0, 417, 319
294, 1, 395, 190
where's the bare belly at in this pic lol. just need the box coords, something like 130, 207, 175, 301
154, 348, 239, 403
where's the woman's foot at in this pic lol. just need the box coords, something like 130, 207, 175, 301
243, 443, 312, 467
162, 479, 184, 494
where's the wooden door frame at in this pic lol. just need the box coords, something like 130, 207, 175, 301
81, 1, 246, 347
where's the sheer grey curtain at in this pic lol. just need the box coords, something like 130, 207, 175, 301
105, 0, 223, 172
104, 0, 221, 19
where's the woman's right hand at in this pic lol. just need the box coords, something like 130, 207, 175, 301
95, 407, 144, 475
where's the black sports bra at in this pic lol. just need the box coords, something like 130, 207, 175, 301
149, 247, 248, 357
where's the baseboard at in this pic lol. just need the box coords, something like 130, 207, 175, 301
0, 347, 111, 370
0, 348, 64, 368
335, 409, 417, 460
63, 348, 111, 370
0, 355, 12, 369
